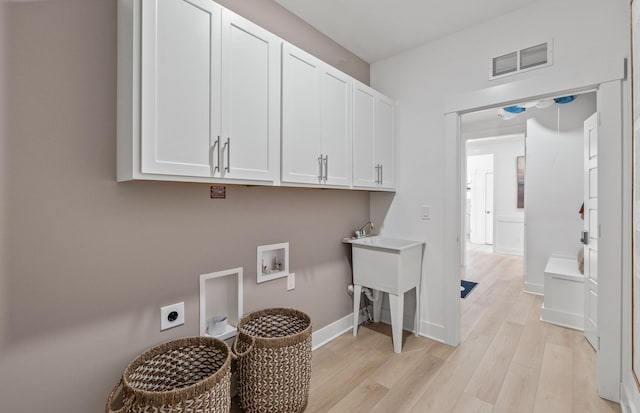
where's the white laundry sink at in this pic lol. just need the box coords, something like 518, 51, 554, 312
346, 236, 425, 353
347, 236, 424, 294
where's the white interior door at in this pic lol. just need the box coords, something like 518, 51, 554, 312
583, 112, 598, 350
468, 154, 494, 244
485, 172, 494, 245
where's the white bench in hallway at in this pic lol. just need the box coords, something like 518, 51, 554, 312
540, 255, 585, 330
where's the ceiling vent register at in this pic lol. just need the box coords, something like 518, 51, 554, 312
490, 40, 552, 80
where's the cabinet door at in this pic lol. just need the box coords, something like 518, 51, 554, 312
141, 0, 221, 177
220, 10, 281, 181
281, 43, 322, 184
353, 83, 376, 187
375, 95, 396, 189
320, 66, 352, 187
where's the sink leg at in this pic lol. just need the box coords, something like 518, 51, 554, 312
353, 284, 362, 337
414, 285, 420, 337
373, 290, 383, 323
389, 292, 404, 353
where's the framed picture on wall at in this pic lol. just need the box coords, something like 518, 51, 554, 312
517, 156, 525, 209
631, 0, 640, 391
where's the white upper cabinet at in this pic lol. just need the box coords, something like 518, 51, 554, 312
281, 44, 323, 184
375, 94, 396, 189
320, 66, 353, 186
353, 81, 396, 190
353, 85, 376, 187
118, 0, 393, 191
219, 9, 281, 181
282, 43, 353, 187
121, 0, 280, 183
140, 0, 221, 177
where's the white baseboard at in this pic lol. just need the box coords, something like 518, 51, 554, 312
540, 305, 584, 331
622, 380, 640, 413
311, 313, 354, 351
311, 312, 446, 351
419, 321, 446, 343
494, 246, 524, 256
524, 282, 544, 295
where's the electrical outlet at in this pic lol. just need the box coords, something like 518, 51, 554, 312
287, 273, 295, 291
160, 302, 185, 331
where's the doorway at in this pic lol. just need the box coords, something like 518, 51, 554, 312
444, 82, 624, 402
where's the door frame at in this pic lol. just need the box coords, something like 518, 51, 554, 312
443, 68, 626, 401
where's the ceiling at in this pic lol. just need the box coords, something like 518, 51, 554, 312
274, 0, 541, 63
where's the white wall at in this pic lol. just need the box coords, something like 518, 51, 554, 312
369, 0, 627, 346
524, 94, 595, 294
467, 136, 525, 255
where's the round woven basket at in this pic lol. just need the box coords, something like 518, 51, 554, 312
106, 336, 232, 413
233, 308, 312, 413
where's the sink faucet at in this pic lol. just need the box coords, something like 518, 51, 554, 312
355, 221, 374, 238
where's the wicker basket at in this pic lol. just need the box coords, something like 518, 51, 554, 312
106, 336, 232, 413
233, 308, 312, 413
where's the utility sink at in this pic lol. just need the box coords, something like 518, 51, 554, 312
346, 236, 424, 294
346, 236, 425, 353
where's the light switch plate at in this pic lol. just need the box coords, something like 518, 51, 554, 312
421, 205, 431, 220
160, 302, 185, 331
287, 273, 295, 291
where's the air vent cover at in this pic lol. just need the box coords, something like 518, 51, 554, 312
493, 52, 518, 77
520, 43, 548, 69
490, 40, 552, 79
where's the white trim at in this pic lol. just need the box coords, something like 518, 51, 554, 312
448, 75, 624, 402
445, 58, 623, 114
524, 282, 544, 296
419, 321, 446, 343
540, 305, 584, 331
311, 313, 354, 351
622, 380, 640, 413
494, 247, 524, 256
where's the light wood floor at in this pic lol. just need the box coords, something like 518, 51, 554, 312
301, 246, 621, 413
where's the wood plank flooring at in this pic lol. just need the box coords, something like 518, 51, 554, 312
232, 245, 621, 412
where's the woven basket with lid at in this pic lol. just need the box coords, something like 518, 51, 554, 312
233, 308, 312, 413
106, 336, 231, 413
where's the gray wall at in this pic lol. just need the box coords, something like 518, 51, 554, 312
0, 1, 370, 411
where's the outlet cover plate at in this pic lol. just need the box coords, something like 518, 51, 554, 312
287, 273, 295, 291
161, 302, 185, 331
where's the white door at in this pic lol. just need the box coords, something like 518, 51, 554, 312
320, 67, 352, 186
375, 95, 396, 188
468, 154, 494, 244
485, 172, 494, 245
281, 44, 322, 184
141, 0, 221, 177
220, 10, 281, 181
353, 83, 376, 187
583, 112, 599, 350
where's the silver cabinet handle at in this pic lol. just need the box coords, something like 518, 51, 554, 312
211, 136, 221, 174
318, 154, 323, 180
224, 137, 231, 173
323, 155, 328, 181
375, 164, 382, 184
380, 164, 383, 184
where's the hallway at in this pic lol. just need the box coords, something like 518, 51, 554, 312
297, 248, 621, 412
